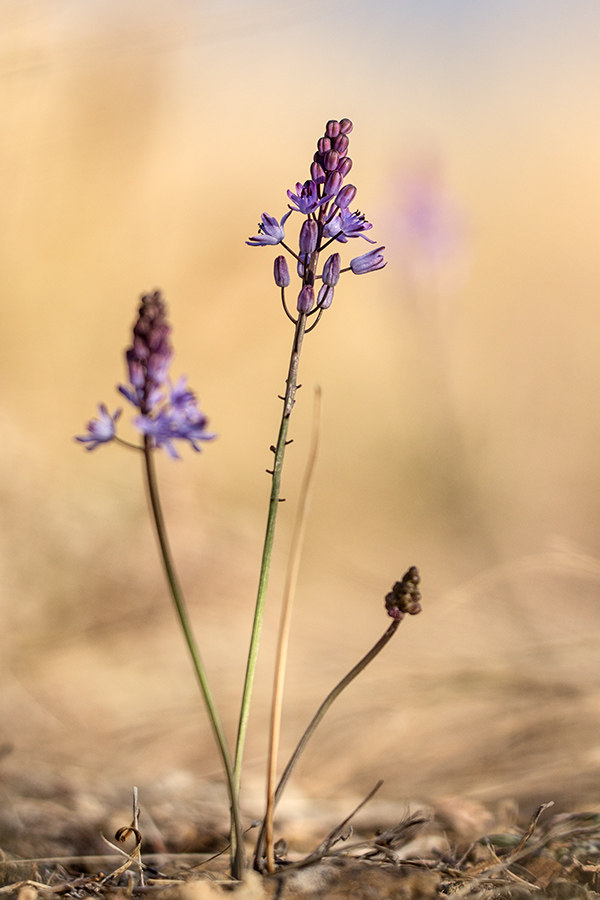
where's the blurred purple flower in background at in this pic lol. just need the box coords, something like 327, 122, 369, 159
390, 158, 469, 300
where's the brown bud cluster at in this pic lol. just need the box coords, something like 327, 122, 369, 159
385, 566, 422, 620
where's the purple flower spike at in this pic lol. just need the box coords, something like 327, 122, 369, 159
76, 404, 121, 450
78, 291, 216, 459
350, 246, 386, 274
246, 211, 292, 247
297, 284, 315, 313
287, 180, 329, 215
247, 117, 384, 325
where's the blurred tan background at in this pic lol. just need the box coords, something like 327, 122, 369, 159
2, 0, 600, 835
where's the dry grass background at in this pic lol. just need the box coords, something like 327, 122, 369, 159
2, 0, 600, 849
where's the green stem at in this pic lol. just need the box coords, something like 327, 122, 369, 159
142, 439, 245, 880
234, 312, 308, 790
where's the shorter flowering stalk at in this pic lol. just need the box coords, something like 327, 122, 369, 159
77, 292, 244, 880
143, 437, 245, 879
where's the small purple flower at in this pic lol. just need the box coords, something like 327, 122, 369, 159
76, 405, 121, 450
168, 376, 198, 417
287, 180, 329, 215
246, 211, 292, 247
350, 246, 386, 274
136, 386, 216, 460
324, 207, 375, 243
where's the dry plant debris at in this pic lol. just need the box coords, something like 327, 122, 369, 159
3, 793, 600, 900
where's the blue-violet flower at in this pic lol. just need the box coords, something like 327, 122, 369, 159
287, 180, 329, 215
76, 405, 121, 450
246, 211, 292, 247
324, 207, 375, 243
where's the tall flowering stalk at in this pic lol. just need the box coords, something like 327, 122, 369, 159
76, 291, 245, 880
238, 119, 386, 787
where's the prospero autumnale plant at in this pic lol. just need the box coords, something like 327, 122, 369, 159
77, 118, 422, 881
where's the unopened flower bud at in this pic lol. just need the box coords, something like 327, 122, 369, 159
322, 253, 341, 286
299, 219, 318, 254
333, 134, 349, 156
324, 150, 340, 172
311, 161, 325, 183
297, 284, 315, 313
317, 284, 334, 309
318, 137, 331, 155
350, 246, 386, 274
338, 157, 353, 178
335, 184, 357, 209
325, 171, 343, 197
274, 255, 290, 288
297, 257, 306, 278
339, 118, 353, 134
326, 119, 340, 138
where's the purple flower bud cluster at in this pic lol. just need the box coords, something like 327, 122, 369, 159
76, 291, 216, 459
246, 119, 386, 320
